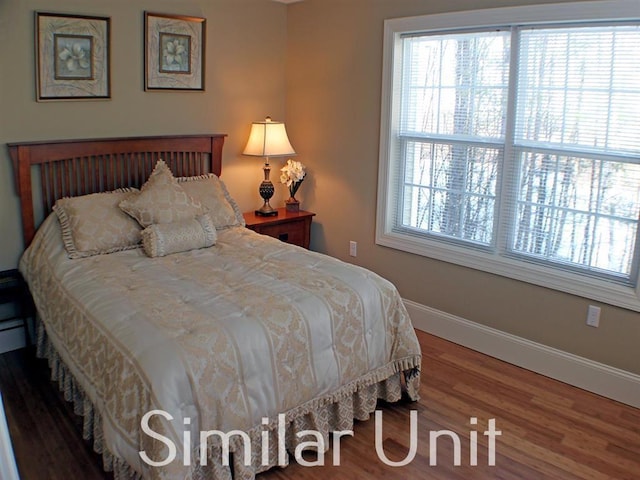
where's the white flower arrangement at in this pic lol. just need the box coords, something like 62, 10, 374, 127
280, 159, 306, 199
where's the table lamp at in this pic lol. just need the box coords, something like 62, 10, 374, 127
243, 116, 296, 216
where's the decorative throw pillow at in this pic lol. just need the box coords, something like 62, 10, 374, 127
53, 188, 141, 259
177, 174, 245, 229
119, 160, 205, 227
141, 213, 217, 257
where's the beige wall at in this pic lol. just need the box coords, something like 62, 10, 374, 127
0, 0, 289, 267
285, 0, 640, 374
1, 0, 638, 375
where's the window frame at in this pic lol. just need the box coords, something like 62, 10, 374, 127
376, 0, 640, 311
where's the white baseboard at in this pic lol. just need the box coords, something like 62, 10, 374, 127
404, 299, 640, 408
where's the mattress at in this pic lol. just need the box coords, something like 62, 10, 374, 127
20, 213, 422, 480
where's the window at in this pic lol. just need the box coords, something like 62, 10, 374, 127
377, 1, 640, 310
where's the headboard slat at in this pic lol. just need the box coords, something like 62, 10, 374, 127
41, 164, 50, 213
8, 134, 226, 247
70, 158, 77, 198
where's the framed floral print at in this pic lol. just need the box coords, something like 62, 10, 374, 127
144, 12, 206, 91
35, 12, 111, 101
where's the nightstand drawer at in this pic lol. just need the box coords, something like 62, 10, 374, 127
243, 208, 315, 249
257, 222, 305, 247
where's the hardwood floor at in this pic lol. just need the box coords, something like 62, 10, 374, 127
1, 330, 638, 479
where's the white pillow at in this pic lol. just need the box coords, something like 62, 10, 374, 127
119, 160, 205, 227
177, 174, 245, 229
53, 188, 141, 259
141, 214, 217, 257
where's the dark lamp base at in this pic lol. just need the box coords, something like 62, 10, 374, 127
255, 207, 278, 217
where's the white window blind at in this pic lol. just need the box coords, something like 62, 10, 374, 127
509, 25, 640, 282
398, 31, 509, 247
378, 1, 640, 310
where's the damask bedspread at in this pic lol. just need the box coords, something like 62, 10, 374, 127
20, 214, 422, 480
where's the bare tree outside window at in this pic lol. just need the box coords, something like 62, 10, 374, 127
396, 24, 640, 282
513, 26, 640, 278
401, 31, 508, 246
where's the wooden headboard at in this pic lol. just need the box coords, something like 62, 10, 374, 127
8, 134, 226, 247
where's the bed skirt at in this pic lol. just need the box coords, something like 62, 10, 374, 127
36, 321, 421, 480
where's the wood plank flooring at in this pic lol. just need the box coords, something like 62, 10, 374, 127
1, 330, 638, 479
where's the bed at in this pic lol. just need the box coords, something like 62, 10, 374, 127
8, 134, 422, 480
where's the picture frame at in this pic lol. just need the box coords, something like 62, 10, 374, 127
35, 12, 110, 101
144, 12, 206, 91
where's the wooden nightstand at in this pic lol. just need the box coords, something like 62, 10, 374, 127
243, 208, 315, 249
0, 269, 34, 348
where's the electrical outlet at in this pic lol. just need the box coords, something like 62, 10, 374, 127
586, 305, 601, 328
349, 241, 357, 257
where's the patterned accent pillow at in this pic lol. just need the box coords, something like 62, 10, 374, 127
177, 174, 245, 229
119, 160, 205, 227
141, 213, 217, 257
53, 188, 142, 259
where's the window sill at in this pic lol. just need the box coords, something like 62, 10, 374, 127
375, 227, 640, 312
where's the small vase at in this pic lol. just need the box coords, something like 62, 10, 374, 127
285, 196, 300, 213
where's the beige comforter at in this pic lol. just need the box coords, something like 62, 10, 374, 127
20, 214, 421, 480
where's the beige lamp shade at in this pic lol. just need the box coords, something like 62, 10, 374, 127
243, 117, 296, 157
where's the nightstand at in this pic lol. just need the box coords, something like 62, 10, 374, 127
243, 208, 315, 249
0, 269, 34, 348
